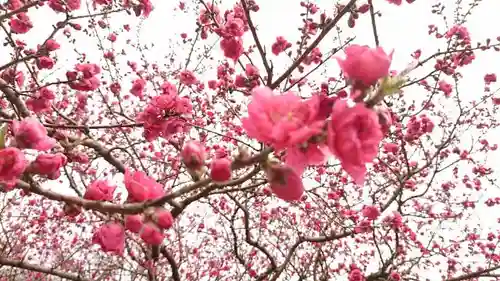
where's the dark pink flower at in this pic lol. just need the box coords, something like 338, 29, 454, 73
12, 118, 56, 151
124, 170, 164, 202
0, 148, 27, 188
130, 79, 146, 98
361, 205, 380, 221
84, 180, 116, 201
210, 158, 232, 183
220, 37, 244, 61
140, 223, 164, 245
92, 222, 125, 255
181, 140, 206, 170
31, 153, 67, 180
9, 13, 32, 34
125, 214, 144, 233
265, 162, 304, 201
153, 208, 174, 230
327, 100, 383, 185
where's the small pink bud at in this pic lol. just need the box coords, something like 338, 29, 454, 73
125, 214, 144, 233
92, 222, 125, 255
210, 157, 232, 183
153, 209, 174, 230
181, 140, 206, 170
140, 223, 164, 245
266, 162, 304, 201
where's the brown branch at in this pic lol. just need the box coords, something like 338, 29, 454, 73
368, 0, 380, 46
0, 1, 40, 22
270, 0, 357, 89
447, 265, 500, 281
240, 0, 273, 85
0, 257, 90, 281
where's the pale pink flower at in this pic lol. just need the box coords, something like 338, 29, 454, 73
242, 87, 324, 151
337, 45, 393, 86
327, 100, 383, 185
92, 222, 125, 255
12, 118, 56, 151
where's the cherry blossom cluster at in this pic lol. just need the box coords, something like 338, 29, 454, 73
89, 170, 174, 254
179, 44, 397, 202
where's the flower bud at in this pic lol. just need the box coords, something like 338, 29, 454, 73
153, 208, 174, 230
265, 161, 304, 201
210, 157, 232, 183
181, 140, 206, 170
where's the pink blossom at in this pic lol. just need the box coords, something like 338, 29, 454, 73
12, 118, 56, 151
140, 223, 164, 245
43, 39, 60, 52
48, 0, 81, 12
438, 80, 453, 96
1, 68, 24, 87
337, 45, 393, 86
272, 36, 292, 55
484, 73, 497, 84
179, 70, 197, 86
210, 158, 232, 183
242, 87, 324, 151
36, 57, 55, 70
0, 148, 27, 188
327, 100, 383, 185
361, 205, 380, 220
224, 16, 245, 37
9, 13, 32, 34
31, 153, 67, 180
386, 0, 402, 5
84, 180, 116, 201
130, 79, 146, 98
66, 64, 101, 91
348, 268, 365, 281
220, 37, 244, 61
125, 214, 144, 233
285, 144, 329, 174
181, 140, 206, 170
265, 162, 304, 201
124, 170, 165, 202
136, 91, 192, 141
92, 222, 125, 255
123, 0, 153, 17
153, 209, 174, 230
26, 87, 55, 114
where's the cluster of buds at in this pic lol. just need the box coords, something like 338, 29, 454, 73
124, 207, 174, 246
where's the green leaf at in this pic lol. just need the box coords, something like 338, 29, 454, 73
380, 76, 407, 97
0, 124, 7, 149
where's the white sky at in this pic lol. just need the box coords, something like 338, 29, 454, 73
2, 0, 500, 280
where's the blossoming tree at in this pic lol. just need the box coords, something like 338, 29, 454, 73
0, 0, 500, 280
